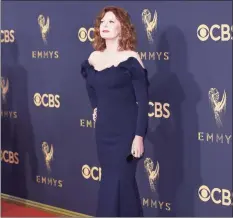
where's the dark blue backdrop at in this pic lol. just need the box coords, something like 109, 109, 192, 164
1, 1, 232, 217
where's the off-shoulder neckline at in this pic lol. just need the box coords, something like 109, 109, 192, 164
85, 56, 147, 73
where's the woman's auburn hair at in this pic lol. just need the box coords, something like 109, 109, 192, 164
92, 6, 137, 51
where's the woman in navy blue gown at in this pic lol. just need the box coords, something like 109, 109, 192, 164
81, 6, 149, 217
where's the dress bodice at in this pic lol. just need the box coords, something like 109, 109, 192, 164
80, 56, 149, 138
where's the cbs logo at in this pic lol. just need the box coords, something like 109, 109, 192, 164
1, 30, 15, 43
34, 93, 60, 108
197, 24, 233, 41
1, 150, 19, 164
149, 102, 170, 118
82, 164, 101, 181
198, 185, 233, 206
78, 27, 94, 42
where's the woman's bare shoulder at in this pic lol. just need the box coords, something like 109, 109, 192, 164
124, 50, 145, 68
88, 51, 101, 65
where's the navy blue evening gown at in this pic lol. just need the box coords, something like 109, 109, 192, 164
81, 56, 149, 217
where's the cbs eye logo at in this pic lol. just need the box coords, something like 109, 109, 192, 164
82, 164, 101, 181
78, 27, 94, 42
197, 24, 233, 42
34, 93, 60, 108
198, 185, 233, 207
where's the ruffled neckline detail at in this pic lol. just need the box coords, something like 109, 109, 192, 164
82, 56, 147, 73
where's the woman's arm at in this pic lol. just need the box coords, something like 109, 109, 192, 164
81, 51, 98, 110
131, 53, 149, 139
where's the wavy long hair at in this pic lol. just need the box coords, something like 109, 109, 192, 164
92, 6, 137, 51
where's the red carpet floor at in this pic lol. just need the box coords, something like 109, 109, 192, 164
1, 200, 58, 217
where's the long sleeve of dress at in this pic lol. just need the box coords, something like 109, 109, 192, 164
81, 60, 98, 109
85, 82, 97, 109
131, 62, 149, 138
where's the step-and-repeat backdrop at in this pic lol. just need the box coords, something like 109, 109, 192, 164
1, 1, 232, 217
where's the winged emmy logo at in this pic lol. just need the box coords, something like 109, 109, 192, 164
38, 14, 50, 44
208, 88, 227, 128
144, 158, 159, 192
42, 142, 54, 172
1, 77, 9, 103
142, 9, 158, 43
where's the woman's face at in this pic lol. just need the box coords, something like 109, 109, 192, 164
99, 11, 121, 39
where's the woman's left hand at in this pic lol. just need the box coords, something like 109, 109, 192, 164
131, 136, 144, 158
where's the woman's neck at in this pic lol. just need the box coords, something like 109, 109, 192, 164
104, 37, 120, 53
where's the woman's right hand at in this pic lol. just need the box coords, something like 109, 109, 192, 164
93, 108, 97, 122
